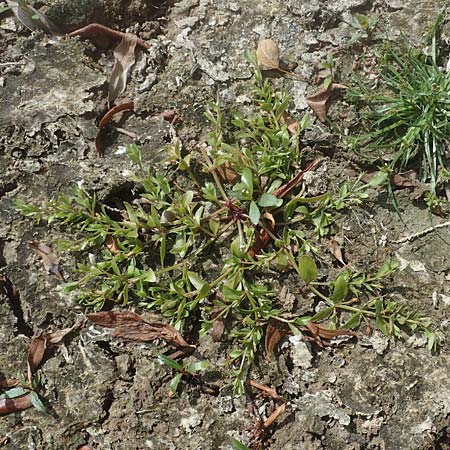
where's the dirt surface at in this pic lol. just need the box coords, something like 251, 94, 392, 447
2, 1, 450, 449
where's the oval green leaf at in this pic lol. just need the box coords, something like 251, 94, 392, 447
298, 255, 318, 284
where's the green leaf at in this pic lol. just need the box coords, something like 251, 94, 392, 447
143, 268, 156, 283
209, 219, 220, 235
311, 306, 334, 322
185, 361, 209, 373
158, 355, 182, 371
298, 255, 318, 283
231, 438, 251, 450
342, 312, 362, 329
241, 168, 253, 197
187, 271, 206, 290
1, 387, 28, 399
257, 193, 283, 207
367, 171, 389, 188
332, 273, 349, 303
249, 201, 260, 225
169, 373, 183, 396
126, 144, 142, 166
30, 391, 46, 412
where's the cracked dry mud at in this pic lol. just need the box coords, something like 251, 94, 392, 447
1, 1, 450, 449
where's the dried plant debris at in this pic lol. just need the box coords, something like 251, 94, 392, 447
27, 240, 64, 280
27, 335, 46, 383
87, 311, 195, 352
108, 34, 138, 106
256, 39, 281, 71
306, 83, 347, 122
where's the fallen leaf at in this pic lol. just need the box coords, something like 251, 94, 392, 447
0, 395, 33, 416
329, 237, 345, 265
87, 311, 195, 350
282, 113, 299, 135
216, 161, 239, 184
108, 34, 138, 106
257, 39, 280, 71
105, 235, 120, 254
95, 101, 134, 155
303, 321, 356, 347
0, 376, 19, 389
27, 240, 64, 280
77, 446, 93, 450
272, 158, 322, 198
69, 23, 150, 50
265, 319, 289, 359
263, 402, 286, 429
211, 318, 225, 342
306, 83, 347, 122
47, 319, 84, 345
27, 335, 46, 382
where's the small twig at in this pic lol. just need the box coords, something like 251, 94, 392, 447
263, 402, 286, 429
390, 220, 450, 244
68, 23, 150, 49
111, 125, 138, 140
248, 380, 283, 400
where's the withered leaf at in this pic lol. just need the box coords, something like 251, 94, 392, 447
108, 34, 138, 106
27, 335, 46, 382
47, 319, 84, 345
87, 311, 194, 349
0, 376, 19, 389
105, 235, 120, 254
0, 395, 33, 416
329, 238, 345, 265
265, 319, 289, 359
216, 162, 239, 184
282, 113, 299, 135
305, 321, 356, 346
257, 39, 280, 71
27, 240, 64, 280
211, 318, 225, 342
95, 101, 134, 155
305, 83, 347, 122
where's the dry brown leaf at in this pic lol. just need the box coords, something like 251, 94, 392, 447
108, 34, 138, 106
0, 395, 33, 416
47, 319, 84, 345
329, 237, 345, 265
256, 39, 280, 71
27, 240, 64, 280
216, 161, 239, 184
305, 83, 347, 122
0, 376, 19, 389
265, 319, 288, 359
27, 335, 47, 382
87, 311, 194, 350
95, 101, 134, 155
282, 113, 299, 135
211, 318, 225, 342
305, 321, 356, 346
105, 235, 120, 254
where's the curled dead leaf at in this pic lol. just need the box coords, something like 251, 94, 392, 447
329, 238, 345, 265
305, 83, 347, 122
248, 380, 283, 400
303, 321, 356, 347
0, 376, 19, 389
87, 311, 194, 351
265, 319, 289, 359
0, 395, 33, 416
95, 101, 134, 156
27, 335, 47, 382
27, 240, 64, 280
256, 39, 280, 71
47, 319, 84, 345
211, 318, 225, 342
108, 34, 138, 106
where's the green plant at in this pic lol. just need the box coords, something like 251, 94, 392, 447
0, 371, 46, 413
15, 55, 437, 393
158, 355, 209, 396
349, 13, 450, 192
